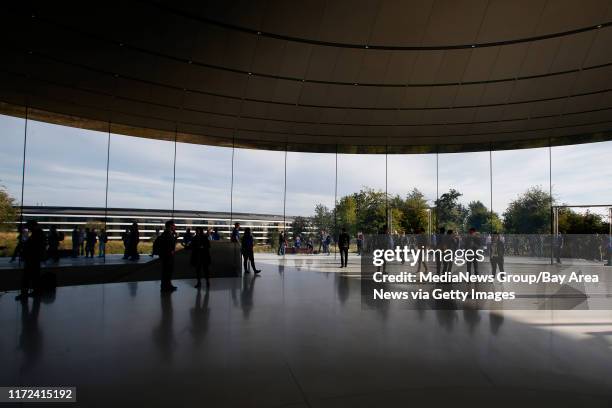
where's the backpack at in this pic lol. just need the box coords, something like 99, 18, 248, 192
152, 234, 162, 256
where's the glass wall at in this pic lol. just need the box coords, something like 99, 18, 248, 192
2, 111, 610, 260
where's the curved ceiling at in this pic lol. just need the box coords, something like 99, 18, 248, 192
1, 0, 612, 153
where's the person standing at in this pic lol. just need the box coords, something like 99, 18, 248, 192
85, 228, 97, 258
10, 226, 28, 263
129, 222, 140, 261
191, 227, 211, 288
277, 231, 285, 256
121, 227, 131, 259
181, 227, 193, 248
490, 232, 505, 275
465, 228, 482, 275
71, 226, 80, 258
241, 227, 261, 274
230, 222, 240, 243
338, 227, 350, 268
98, 228, 108, 258
15, 221, 45, 301
79, 227, 86, 257
150, 226, 161, 257
156, 220, 177, 292
356, 232, 364, 256
211, 227, 220, 241
47, 225, 61, 263
416, 228, 429, 272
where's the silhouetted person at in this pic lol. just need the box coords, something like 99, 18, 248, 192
47, 225, 61, 263
465, 228, 481, 275
10, 225, 28, 263
191, 227, 211, 288
277, 231, 286, 255
211, 227, 220, 241
443, 230, 456, 273
85, 228, 97, 258
16, 221, 45, 301
71, 226, 80, 258
98, 228, 108, 258
338, 227, 350, 268
150, 226, 161, 257
241, 227, 261, 274
230, 222, 240, 243
490, 232, 505, 275
553, 233, 563, 264
435, 227, 446, 274
129, 222, 140, 261
156, 220, 177, 292
121, 227, 130, 259
181, 227, 193, 248
416, 227, 428, 272
78, 227, 86, 256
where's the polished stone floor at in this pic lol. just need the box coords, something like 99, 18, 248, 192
1, 256, 612, 407
0, 254, 151, 270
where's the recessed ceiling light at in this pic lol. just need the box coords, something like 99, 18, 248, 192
354, 83, 359, 86
597, 24, 602, 28
365, 45, 369, 49
471, 44, 476, 48
248, 72, 252, 75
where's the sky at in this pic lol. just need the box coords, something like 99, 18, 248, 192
1, 114, 611, 219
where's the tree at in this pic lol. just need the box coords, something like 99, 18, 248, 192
0, 187, 17, 231
558, 208, 609, 234
336, 195, 357, 235
503, 186, 552, 233
312, 204, 333, 233
291, 216, 311, 238
394, 189, 429, 233
465, 201, 503, 233
434, 189, 468, 232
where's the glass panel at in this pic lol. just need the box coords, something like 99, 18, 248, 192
552, 140, 612, 234
437, 151, 490, 233
106, 134, 174, 256
336, 152, 386, 259
285, 151, 336, 254
387, 153, 437, 235
0, 113, 25, 258
492, 147, 550, 234
232, 147, 285, 251
23, 120, 108, 207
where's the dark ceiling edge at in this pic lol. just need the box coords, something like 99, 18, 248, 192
19, 15, 612, 89
144, 1, 612, 51
1, 101, 611, 155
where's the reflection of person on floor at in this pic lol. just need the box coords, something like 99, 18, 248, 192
156, 220, 177, 292
240, 273, 257, 319
338, 227, 350, 268
191, 227, 211, 288
153, 292, 174, 361
16, 221, 45, 301
19, 295, 42, 371
190, 287, 210, 347
490, 232, 505, 275
241, 228, 261, 274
